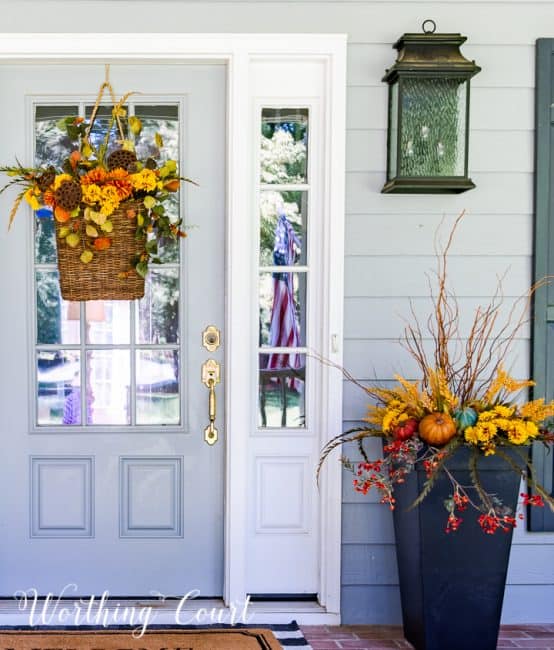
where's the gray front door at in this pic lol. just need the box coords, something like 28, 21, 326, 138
0, 63, 226, 595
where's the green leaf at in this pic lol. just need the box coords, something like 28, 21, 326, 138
136, 261, 148, 278
145, 240, 158, 255
66, 125, 80, 140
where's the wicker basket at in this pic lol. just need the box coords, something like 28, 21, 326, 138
55, 201, 146, 301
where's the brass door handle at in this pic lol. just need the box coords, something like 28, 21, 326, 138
202, 359, 220, 445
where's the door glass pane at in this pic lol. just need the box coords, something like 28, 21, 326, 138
85, 104, 128, 151
260, 191, 306, 267
86, 350, 130, 425
259, 353, 306, 428
36, 271, 80, 345
259, 272, 306, 347
34, 105, 78, 264
85, 301, 130, 345
261, 108, 309, 184
137, 268, 180, 344
34, 102, 182, 430
135, 105, 180, 263
134, 105, 179, 162
136, 349, 180, 425
37, 350, 81, 426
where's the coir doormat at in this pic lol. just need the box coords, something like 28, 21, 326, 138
0, 627, 283, 649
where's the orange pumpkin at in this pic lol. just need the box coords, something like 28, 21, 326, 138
418, 412, 457, 446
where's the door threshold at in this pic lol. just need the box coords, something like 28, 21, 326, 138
0, 597, 340, 626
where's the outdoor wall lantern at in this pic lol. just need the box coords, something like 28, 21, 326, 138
382, 20, 481, 194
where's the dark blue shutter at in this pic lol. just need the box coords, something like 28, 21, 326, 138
531, 38, 554, 531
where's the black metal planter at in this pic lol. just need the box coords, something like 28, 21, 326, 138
392, 446, 522, 650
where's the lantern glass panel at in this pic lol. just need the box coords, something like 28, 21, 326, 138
399, 77, 467, 177
388, 82, 399, 180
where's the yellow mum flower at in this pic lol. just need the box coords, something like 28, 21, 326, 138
129, 169, 157, 192
24, 187, 40, 211
53, 173, 73, 190
465, 421, 497, 446
507, 421, 530, 445
82, 183, 103, 205
525, 420, 539, 438
101, 185, 121, 204
492, 405, 514, 418
464, 426, 480, 445
100, 201, 117, 217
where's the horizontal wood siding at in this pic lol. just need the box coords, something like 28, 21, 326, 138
0, 0, 552, 626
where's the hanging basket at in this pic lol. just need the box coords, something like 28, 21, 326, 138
55, 201, 145, 301
0, 67, 190, 302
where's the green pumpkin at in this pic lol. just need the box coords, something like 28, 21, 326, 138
454, 406, 478, 431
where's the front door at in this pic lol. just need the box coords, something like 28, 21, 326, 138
0, 64, 226, 596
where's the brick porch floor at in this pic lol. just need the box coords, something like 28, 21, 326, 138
299, 625, 554, 649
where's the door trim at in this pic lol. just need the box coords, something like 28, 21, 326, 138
0, 33, 346, 622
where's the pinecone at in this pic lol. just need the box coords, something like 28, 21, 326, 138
54, 180, 82, 211
36, 167, 55, 192
107, 148, 137, 172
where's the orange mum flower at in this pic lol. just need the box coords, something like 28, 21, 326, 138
108, 179, 133, 201
93, 237, 111, 251
82, 168, 107, 185
108, 168, 130, 181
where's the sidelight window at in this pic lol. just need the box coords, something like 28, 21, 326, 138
258, 108, 309, 429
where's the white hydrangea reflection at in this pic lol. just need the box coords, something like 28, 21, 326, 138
260, 127, 307, 184
259, 190, 304, 267
260, 191, 301, 228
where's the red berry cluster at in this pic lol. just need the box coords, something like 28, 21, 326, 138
445, 514, 463, 533
453, 491, 469, 511
520, 492, 545, 507
477, 513, 517, 534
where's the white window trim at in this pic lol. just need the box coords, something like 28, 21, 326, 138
0, 33, 346, 623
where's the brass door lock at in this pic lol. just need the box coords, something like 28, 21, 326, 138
202, 325, 221, 352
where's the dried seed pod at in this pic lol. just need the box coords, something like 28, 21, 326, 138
107, 148, 137, 172
54, 180, 82, 211
36, 167, 56, 192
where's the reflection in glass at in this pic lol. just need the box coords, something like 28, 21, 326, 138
259, 272, 306, 347
85, 301, 130, 345
86, 350, 130, 425
261, 108, 308, 184
136, 350, 180, 425
135, 106, 181, 263
36, 271, 80, 345
85, 105, 127, 155
134, 106, 179, 162
260, 191, 306, 267
37, 350, 81, 425
137, 269, 179, 344
35, 105, 78, 264
258, 354, 306, 428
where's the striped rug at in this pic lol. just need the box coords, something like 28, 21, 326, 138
0, 622, 311, 649
269, 622, 311, 648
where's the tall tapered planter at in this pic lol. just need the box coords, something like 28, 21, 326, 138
392, 447, 522, 650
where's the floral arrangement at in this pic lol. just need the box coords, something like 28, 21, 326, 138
1, 93, 190, 280
318, 212, 554, 535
